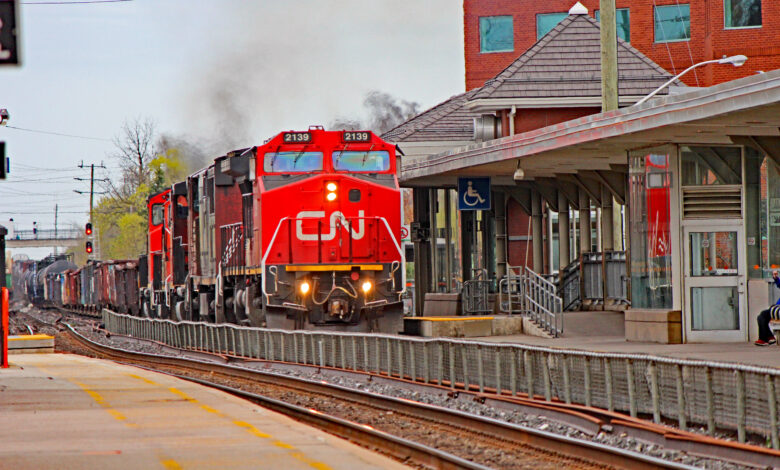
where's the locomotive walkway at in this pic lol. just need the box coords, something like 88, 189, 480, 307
0, 353, 405, 470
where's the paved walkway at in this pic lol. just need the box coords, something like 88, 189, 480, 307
475, 311, 780, 370
0, 353, 406, 470
476, 333, 780, 369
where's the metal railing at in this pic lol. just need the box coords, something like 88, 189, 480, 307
102, 309, 780, 448
522, 267, 563, 337
559, 259, 581, 311
462, 268, 491, 315
9, 228, 82, 241
498, 268, 523, 314
497, 266, 563, 337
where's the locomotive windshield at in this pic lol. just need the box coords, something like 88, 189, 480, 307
263, 151, 323, 173
332, 150, 390, 172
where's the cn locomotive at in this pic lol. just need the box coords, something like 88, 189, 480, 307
20, 128, 406, 333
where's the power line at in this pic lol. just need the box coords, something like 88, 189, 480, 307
0, 210, 86, 214
5, 125, 112, 142
21, 0, 132, 4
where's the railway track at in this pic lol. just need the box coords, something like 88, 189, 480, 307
58, 324, 705, 470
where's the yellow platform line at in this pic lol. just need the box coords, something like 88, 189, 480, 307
129, 374, 333, 470
8, 334, 55, 341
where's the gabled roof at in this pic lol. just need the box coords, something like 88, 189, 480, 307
471, 14, 675, 102
381, 88, 480, 143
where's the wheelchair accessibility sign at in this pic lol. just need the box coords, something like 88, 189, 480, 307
458, 177, 491, 211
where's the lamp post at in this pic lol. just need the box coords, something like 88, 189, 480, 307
635, 55, 748, 106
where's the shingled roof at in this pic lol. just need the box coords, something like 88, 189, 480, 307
381, 88, 480, 143
470, 13, 676, 102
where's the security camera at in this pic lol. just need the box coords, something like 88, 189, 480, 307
0, 109, 9, 126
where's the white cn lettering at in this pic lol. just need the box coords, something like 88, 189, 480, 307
295, 210, 365, 241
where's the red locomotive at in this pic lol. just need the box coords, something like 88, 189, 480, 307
143, 128, 406, 332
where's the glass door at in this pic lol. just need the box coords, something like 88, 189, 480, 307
683, 222, 746, 342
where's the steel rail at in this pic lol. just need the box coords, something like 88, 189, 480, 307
62, 324, 695, 470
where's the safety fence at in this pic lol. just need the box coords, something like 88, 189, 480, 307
102, 309, 780, 448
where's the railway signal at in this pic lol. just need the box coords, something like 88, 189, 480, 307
85, 241, 93, 254
85, 222, 92, 236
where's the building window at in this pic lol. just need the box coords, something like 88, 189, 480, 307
536, 12, 567, 40
629, 148, 673, 309
595, 8, 630, 42
654, 4, 690, 42
725, 0, 761, 28
479, 16, 513, 53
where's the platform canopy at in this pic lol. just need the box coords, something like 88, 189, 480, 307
400, 69, 780, 187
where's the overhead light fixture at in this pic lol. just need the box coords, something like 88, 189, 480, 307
718, 54, 747, 67
636, 55, 748, 106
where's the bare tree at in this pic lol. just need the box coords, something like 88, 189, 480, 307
111, 117, 157, 190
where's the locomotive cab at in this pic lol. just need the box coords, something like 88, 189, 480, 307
249, 128, 405, 332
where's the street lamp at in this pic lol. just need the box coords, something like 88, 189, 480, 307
635, 55, 748, 106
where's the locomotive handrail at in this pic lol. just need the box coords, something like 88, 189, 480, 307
261, 217, 291, 297
261, 215, 406, 297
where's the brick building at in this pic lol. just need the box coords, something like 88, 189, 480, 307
465, 0, 776, 90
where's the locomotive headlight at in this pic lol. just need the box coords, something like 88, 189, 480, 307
361, 280, 372, 294
325, 181, 338, 201
300, 281, 311, 295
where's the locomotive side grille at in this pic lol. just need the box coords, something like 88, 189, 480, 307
682, 185, 742, 219
152, 254, 162, 290
242, 193, 253, 238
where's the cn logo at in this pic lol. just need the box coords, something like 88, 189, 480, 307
295, 210, 365, 241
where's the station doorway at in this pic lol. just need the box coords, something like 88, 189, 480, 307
683, 222, 746, 342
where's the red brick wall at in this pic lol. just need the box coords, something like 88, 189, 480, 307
513, 107, 602, 134
465, 0, 779, 90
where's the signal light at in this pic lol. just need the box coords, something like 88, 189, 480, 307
85, 222, 93, 236
86, 241, 93, 254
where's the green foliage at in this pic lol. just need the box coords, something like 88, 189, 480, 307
94, 183, 150, 260
149, 149, 188, 194
95, 146, 191, 259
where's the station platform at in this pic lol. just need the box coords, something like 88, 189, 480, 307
0, 353, 406, 470
476, 311, 780, 370
8, 334, 55, 353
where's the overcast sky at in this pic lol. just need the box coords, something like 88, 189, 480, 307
0, 0, 464, 258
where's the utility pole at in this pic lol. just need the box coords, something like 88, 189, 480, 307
53, 204, 58, 255
600, 0, 618, 112
75, 161, 108, 260
599, 0, 622, 308
75, 161, 107, 222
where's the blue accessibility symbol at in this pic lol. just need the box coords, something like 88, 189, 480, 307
458, 177, 491, 211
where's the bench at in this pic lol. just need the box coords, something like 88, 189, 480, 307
771, 320, 780, 336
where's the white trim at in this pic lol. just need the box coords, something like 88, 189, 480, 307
724, 25, 762, 30
466, 96, 649, 111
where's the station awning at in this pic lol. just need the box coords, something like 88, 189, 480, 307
400, 69, 780, 187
